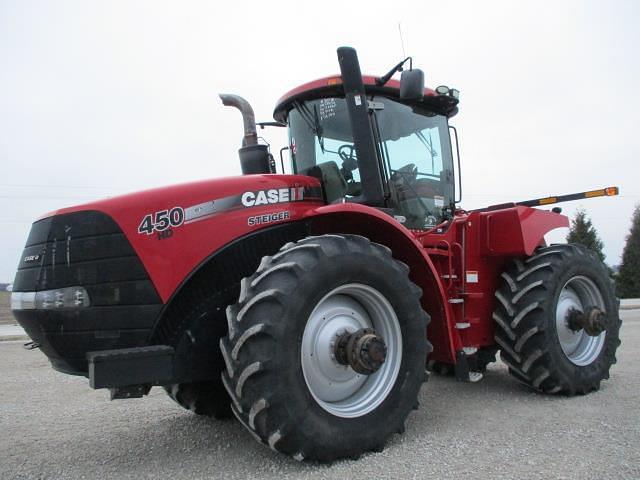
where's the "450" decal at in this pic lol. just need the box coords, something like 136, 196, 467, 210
138, 207, 184, 235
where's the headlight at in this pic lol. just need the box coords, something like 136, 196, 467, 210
11, 287, 90, 310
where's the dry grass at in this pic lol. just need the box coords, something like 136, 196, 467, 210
0, 291, 15, 325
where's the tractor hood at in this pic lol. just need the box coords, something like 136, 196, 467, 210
32, 174, 323, 302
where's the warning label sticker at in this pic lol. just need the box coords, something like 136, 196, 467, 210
466, 271, 479, 283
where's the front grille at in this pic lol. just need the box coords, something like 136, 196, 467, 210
12, 210, 162, 375
13, 211, 160, 306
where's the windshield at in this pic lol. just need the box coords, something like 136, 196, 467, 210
288, 96, 455, 229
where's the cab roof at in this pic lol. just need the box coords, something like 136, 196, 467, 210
273, 74, 459, 123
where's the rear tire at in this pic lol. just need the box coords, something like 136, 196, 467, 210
220, 234, 430, 462
493, 244, 621, 395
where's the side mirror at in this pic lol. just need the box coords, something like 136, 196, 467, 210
400, 69, 425, 100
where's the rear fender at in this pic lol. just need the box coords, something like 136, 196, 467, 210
479, 206, 568, 256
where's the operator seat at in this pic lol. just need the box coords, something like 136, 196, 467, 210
302, 161, 348, 204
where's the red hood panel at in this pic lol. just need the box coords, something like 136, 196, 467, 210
41, 174, 323, 302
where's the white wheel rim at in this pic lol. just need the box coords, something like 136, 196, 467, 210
555, 275, 606, 366
300, 283, 402, 418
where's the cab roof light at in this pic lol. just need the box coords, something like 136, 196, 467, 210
586, 187, 620, 198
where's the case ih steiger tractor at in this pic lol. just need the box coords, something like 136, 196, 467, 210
11, 47, 621, 462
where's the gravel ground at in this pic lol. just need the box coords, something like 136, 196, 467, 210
1, 311, 639, 480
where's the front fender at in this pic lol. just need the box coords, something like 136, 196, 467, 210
302, 203, 456, 362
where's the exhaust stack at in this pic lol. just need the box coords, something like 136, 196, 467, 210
219, 94, 258, 146
219, 93, 273, 175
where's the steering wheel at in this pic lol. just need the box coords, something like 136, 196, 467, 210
338, 144, 358, 183
338, 143, 358, 172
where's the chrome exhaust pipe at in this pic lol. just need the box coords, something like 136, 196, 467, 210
219, 94, 258, 146
219, 93, 272, 174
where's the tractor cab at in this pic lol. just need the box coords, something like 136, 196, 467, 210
274, 68, 460, 230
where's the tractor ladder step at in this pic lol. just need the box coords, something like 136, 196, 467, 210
455, 322, 471, 329
462, 347, 478, 355
448, 298, 464, 304
441, 274, 458, 279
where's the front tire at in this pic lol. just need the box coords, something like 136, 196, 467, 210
220, 234, 430, 462
164, 382, 231, 418
162, 295, 232, 419
493, 244, 621, 395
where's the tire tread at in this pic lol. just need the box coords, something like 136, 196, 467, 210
221, 234, 429, 461
493, 243, 621, 395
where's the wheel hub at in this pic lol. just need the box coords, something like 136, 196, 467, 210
300, 284, 402, 418
555, 276, 606, 366
334, 328, 388, 375
566, 307, 607, 336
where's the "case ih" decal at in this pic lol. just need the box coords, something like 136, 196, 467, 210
241, 187, 305, 207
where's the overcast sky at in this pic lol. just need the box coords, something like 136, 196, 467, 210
1, 1, 639, 283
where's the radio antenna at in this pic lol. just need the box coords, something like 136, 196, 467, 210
398, 22, 406, 59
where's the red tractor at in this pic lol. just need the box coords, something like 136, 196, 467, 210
11, 47, 621, 462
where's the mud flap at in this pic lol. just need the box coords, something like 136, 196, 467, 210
454, 350, 470, 381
